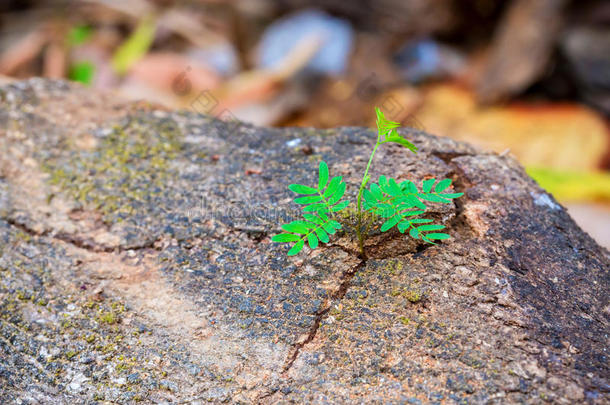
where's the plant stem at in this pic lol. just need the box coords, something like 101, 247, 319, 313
356, 141, 380, 259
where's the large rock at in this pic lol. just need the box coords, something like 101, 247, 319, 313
0, 79, 607, 404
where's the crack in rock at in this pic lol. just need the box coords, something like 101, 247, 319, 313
282, 260, 365, 374
4, 216, 160, 253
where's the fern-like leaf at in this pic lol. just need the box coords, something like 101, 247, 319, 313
363, 175, 463, 243
375, 107, 401, 138
271, 212, 342, 256
274, 160, 349, 255
375, 107, 417, 153
288, 161, 349, 215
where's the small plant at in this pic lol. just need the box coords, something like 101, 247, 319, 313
272, 108, 463, 258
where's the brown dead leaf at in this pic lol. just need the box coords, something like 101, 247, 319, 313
417, 83, 608, 170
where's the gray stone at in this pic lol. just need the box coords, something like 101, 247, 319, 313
0, 79, 607, 403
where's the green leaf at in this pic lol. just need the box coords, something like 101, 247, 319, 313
434, 179, 452, 193
397, 216, 426, 233
395, 198, 417, 210
323, 176, 343, 198
397, 221, 408, 233
322, 222, 337, 234
417, 193, 451, 203
387, 178, 403, 196
112, 14, 157, 75
526, 166, 610, 201
409, 228, 420, 239
303, 203, 329, 213
378, 175, 388, 189
439, 192, 464, 199
307, 233, 319, 249
422, 178, 436, 193
397, 220, 411, 233
400, 180, 418, 193
409, 218, 434, 225
68, 61, 95, 85
318, 161, 329, 190
375, 107, 401, 140
328, 182, 346, 204
303, 214, 323, 224
385, 132, 418, 153
67, 25, 92, 46
282, 222, 309, 234
375, 205, 396, 218
394, 211, 427, 229
370, 183, 384, 200
287, 240, 305, 256
289, 184, 318, 194
417, 224, 446, 232
404, 195, 427, 210
426, 233, 450, 240
294, 195, 323, 204
271, 233, 301, 242
329, 220, 342, 230
363, 189, 377, 209
331, 200, 350, 212
381, 215, 400, 232
315, 228, 329, 243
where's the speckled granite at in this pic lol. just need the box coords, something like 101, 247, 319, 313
0, 79, 607, 404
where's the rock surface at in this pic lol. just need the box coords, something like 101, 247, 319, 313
0, 79, 608, 404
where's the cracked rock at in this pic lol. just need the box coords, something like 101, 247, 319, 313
0, 79, 608, 404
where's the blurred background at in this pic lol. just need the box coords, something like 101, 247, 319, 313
0, 0, 609, 247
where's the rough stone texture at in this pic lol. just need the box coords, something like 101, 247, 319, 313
0, 79, 608, 404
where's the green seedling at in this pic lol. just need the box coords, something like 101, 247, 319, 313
272, 107, 463, 258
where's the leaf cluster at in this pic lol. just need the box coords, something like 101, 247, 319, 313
271, 161, 349, 255
363, 175, 463, 242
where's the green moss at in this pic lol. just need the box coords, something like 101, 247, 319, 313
399, 316, 410, 325
61, 319, 74, 329
97, 309, 118, 324
13, 230, 32, 243
16, 290, 29, 301
100, 343, 116, 353
65, 350, 78, 359
42, 118, 182, 219
382, 259, 404, 276
404, 289, 422, 303
116, 361, 131, 373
